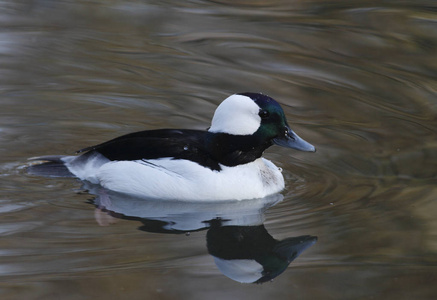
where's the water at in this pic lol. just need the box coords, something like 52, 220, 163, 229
1, 1, 436, 299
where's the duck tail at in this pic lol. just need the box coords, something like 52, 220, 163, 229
27, 155, 75, 178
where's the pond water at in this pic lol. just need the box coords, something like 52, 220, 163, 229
1, 1, 436, 299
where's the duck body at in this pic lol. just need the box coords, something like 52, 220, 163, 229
29, 93, 315, 201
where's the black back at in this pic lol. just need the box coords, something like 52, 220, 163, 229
77, 127, 275, 171
78, 129, 222, 171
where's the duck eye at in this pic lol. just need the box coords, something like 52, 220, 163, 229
259, 109, 270, 119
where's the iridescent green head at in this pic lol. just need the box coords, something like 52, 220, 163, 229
208, 92, 315, 152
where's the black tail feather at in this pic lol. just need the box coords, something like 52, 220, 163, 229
27, 157, 74, 178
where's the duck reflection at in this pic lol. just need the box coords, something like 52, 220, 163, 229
207, 220, 317, 283
87, 184, 317, 283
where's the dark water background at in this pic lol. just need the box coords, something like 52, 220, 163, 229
0, 1, 436, 299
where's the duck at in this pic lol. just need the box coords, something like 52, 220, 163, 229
28, 93, 315, 201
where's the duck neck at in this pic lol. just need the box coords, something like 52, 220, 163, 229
206, 132, 272, 167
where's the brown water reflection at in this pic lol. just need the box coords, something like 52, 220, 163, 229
0, 1, 436, 299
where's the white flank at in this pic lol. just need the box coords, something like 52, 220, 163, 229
67, 156, 284, 201
63, 152, 110, 184
208, 94, 261, 135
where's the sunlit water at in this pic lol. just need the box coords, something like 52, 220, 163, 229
0, 1, 436, 299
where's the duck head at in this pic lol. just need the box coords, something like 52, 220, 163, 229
208, 93, 315, 153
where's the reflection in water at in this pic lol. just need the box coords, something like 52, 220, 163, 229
207, 222, 317, 284
88, 184, 317, 283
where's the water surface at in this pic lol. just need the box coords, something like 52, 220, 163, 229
0, 1, 436, 299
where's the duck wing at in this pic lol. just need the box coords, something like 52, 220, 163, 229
77, 129, 221, 171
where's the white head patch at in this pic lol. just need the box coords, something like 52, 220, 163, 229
208, 94, 261, 135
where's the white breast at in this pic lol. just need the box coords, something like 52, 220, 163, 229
77, 157, 284, 201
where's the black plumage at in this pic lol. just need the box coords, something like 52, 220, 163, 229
77, 129, 222, 171
75, 128, 275, 172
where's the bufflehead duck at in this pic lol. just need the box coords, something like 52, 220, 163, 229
28, 93, 315, 200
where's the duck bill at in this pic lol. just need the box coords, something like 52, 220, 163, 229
273, 128, 316, 152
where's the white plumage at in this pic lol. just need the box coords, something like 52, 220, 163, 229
209, 94, 261, 135
65, 155, 284, 200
